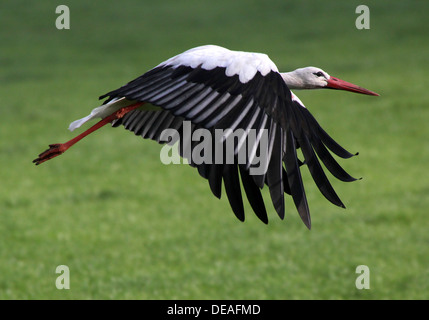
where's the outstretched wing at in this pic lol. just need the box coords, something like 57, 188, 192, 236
101, 45, 357, 229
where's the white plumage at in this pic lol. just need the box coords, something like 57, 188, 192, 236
160, 45, 278, 83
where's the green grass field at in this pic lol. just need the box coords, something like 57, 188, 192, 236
1, 0, 428, 299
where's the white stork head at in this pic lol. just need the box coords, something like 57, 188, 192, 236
281, 66, 379, 96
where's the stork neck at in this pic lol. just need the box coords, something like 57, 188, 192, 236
280, 71, 305, 90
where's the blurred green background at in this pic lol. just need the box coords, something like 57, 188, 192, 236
1, 0, 428, 299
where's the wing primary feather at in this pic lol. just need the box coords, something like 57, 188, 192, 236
290, 106, 348, 207
239, 166, 268, 224
208, 164, 223, 199
284, 129, 311, 229
251, 119, 276, 189
310, 135, 357, 182
234, 107, 261, 156
282, 168, 292, 195
299, 133, 345, 208
263, 120, 277, 170
246, 113, 268, 171
197, 163, 209, 179
223, 164, 245, 221
248, 114, 270, 189
295, 107, 357, 182
303, 109, 355, 159
265, 125, 285, 219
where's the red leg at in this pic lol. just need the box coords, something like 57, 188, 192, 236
33, 102, 144, 165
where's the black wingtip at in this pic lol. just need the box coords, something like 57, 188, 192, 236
299, 207, 311, 230
257, 215, 269, 224
236, 215, 245, 222
304, 219, 312, 230
239, 166, 269, 224
208, 164, 223, 199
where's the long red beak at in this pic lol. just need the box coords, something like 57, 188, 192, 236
327, 76, 379, 96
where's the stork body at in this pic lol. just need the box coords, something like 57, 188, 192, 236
34, 45, 378, 229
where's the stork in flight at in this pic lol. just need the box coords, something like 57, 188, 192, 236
33, 45, 378, 229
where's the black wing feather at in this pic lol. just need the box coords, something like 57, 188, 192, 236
239, 165, 268, 224
284, 129, 311, 229
223, 164, 245, 221
265, 124, 285, 219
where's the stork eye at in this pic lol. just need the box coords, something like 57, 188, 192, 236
313, 71, 325, 77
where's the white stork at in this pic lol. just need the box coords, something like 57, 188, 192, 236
33, 45, 378, 229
